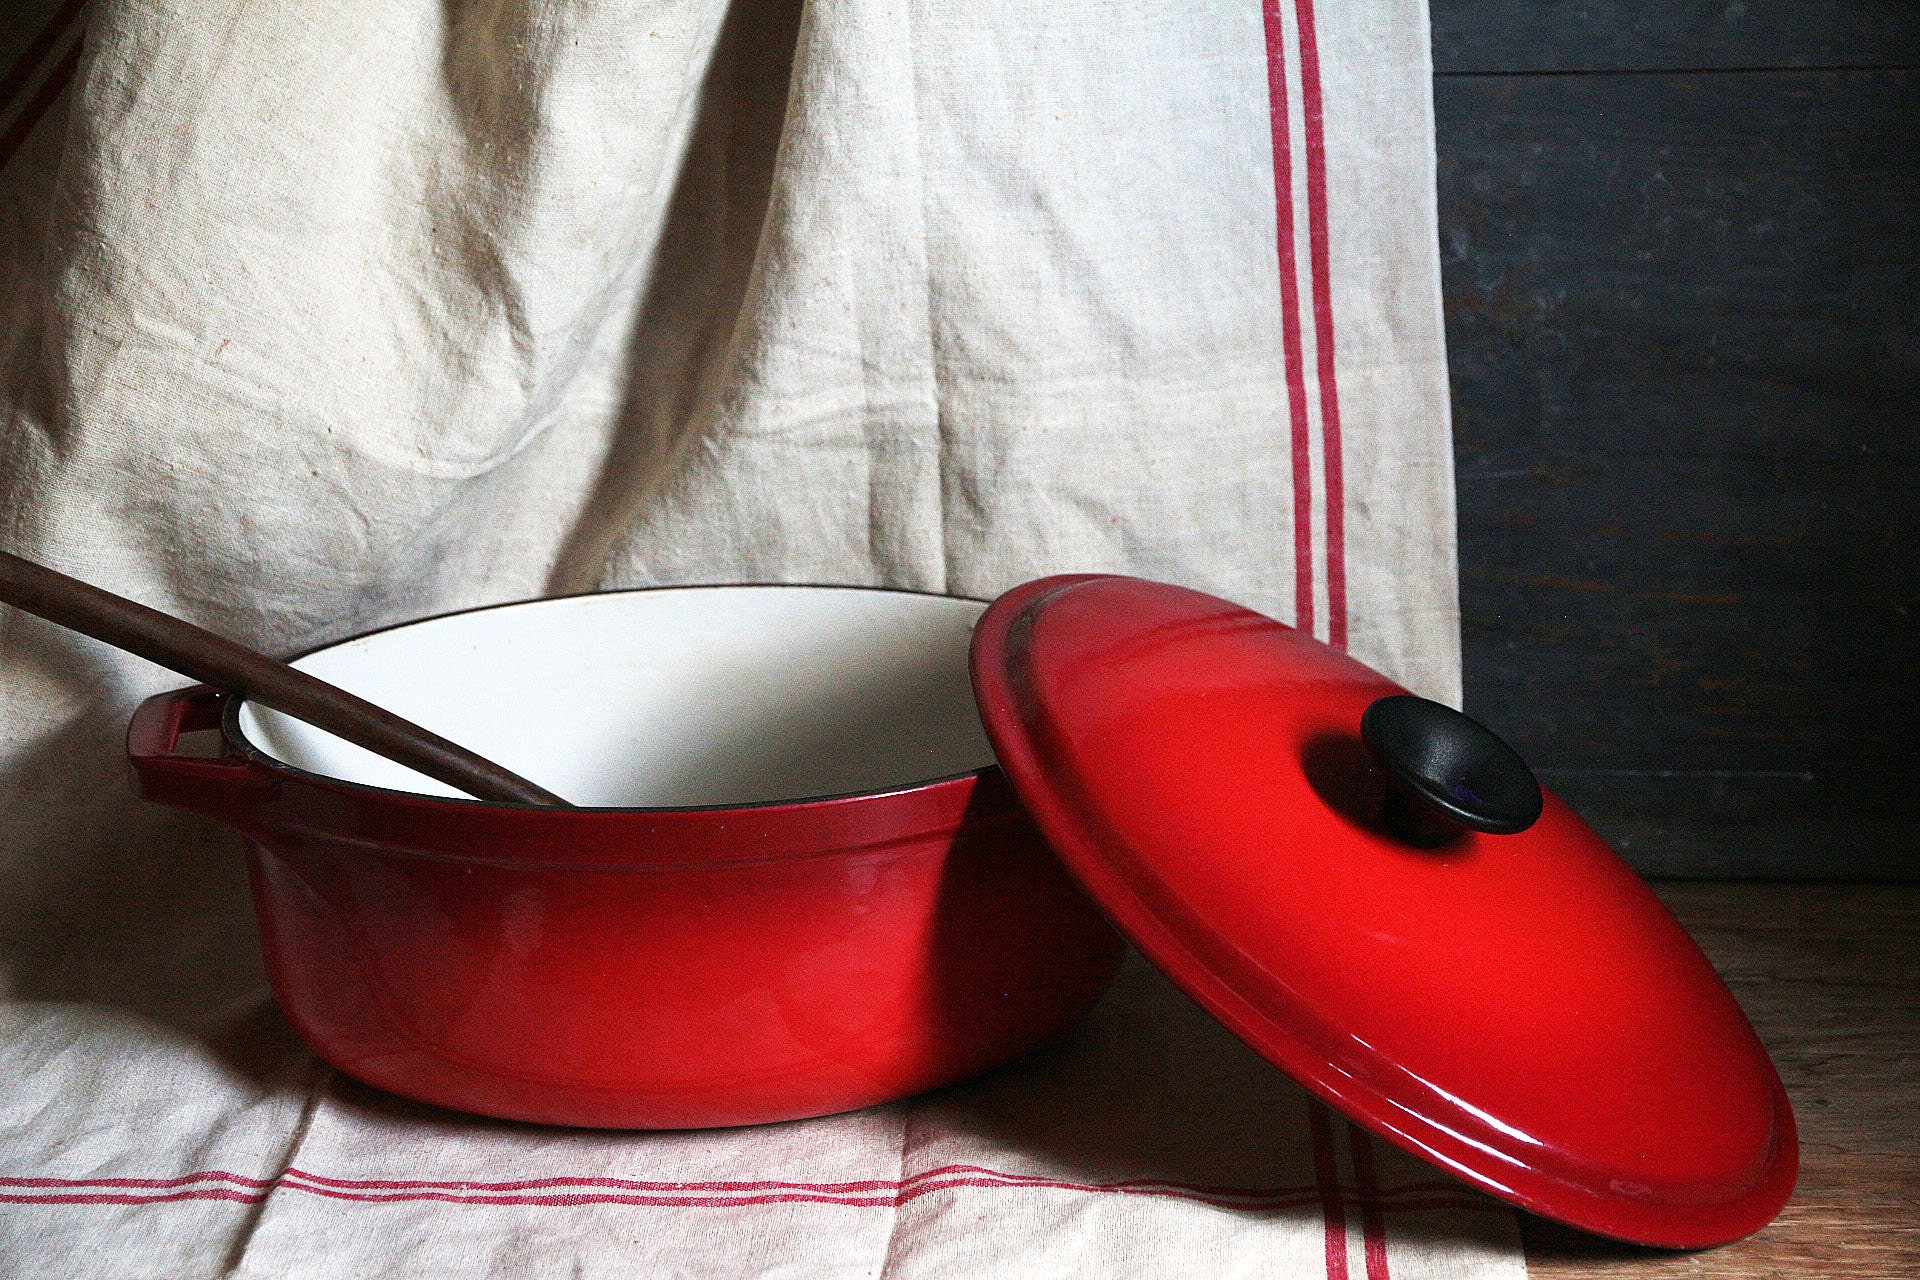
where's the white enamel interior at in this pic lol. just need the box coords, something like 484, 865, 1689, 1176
235, 587, 994, 807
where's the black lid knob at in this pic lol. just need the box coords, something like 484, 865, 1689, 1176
1360, 695, 1543, 842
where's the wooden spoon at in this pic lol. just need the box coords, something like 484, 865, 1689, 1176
0, 549, 572, 806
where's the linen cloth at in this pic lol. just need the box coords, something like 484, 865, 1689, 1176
0, 0, 1507, 1276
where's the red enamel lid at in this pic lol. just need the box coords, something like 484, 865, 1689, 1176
970, 574, 1796, 1248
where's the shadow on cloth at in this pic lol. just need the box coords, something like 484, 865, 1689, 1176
0, 0, 813, 1059
300, 952, 1518, 1253
0, 624, 268, 1048
547, 0, 804, 593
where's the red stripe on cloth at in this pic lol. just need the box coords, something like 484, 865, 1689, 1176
0, 34, 80, 174
0, 1187, 262, 1206
1291, 0, 1347, 649
3, 1174, 1466, 1205
1307, 1099, 1351, 1280
895, 1177, 1326, 1212
0, 1165, 1480, 1199
284, 1170, 907, 1195
0, 1172, 270, 1190
291, 1186, 906, 1209
0, 0, 85, 114
1261, 0, 1316, 638
0, 1181, 1503, 1215
275, 1163, 1331, 1199
1346, 1122, 1392, 1280
0, 1165, 1506, 1215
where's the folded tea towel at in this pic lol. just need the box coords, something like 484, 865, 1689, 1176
0, 0, 1501, 1276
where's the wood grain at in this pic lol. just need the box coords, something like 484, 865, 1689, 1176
1438, 69, 1920, 878
1523, 881, 1920, 1277
1432, 0, 1920, 75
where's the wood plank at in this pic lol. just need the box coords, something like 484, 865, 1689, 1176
1523, 881, 1920, 1277
1432, 0, 1920, 75
1437, 69, 1920, 878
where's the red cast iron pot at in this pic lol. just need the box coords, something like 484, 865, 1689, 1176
128, 585, 1126, 1129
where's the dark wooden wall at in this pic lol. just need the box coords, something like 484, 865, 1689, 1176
1434, 3, 1920, 878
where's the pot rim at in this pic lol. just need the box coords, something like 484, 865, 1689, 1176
219, 581, 1002, 815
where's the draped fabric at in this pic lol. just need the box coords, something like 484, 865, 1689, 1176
0, 0, 1497, 1275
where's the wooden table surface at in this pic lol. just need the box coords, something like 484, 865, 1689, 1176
1521, 881, 1919, 1278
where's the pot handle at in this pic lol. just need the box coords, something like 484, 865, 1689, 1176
128, 685, 275, 823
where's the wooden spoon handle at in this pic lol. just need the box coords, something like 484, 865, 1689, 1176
0, 550, 571, 807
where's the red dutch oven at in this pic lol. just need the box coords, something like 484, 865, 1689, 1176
128, 575, 1796, 1249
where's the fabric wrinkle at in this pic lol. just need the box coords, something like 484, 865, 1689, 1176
218, 1061, 333, 1279
0, 0, 1485, 1273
